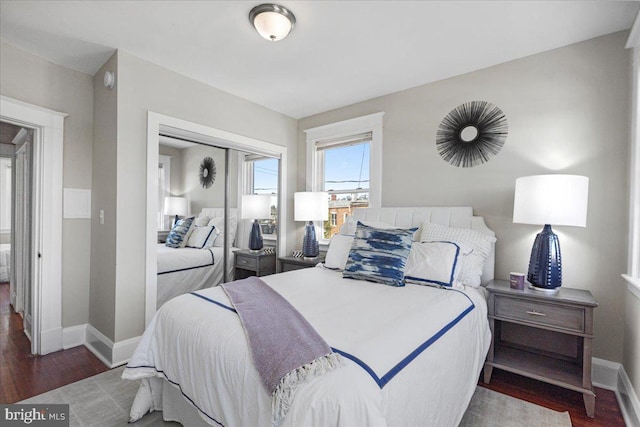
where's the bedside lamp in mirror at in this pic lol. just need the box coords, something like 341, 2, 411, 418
241, 194, 272, 251
164, 196, 188, 229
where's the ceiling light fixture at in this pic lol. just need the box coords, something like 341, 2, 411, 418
249, 3, 296, 41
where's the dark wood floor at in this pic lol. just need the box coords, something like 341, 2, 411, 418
0, 282, 108, 403
479, 369, 625, 427
0, 282, 627, 425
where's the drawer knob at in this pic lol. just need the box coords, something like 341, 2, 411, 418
526, 310, 546, 317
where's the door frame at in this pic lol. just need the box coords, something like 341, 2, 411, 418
0, 95, 66, 355
145, 112, 288, 326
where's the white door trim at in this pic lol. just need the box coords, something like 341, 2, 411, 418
146, 112, 288, 326
0, 95, 66, 355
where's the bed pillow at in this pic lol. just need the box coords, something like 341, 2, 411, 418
404, 241, 463, 287
185, 226, 216, 249
420, 222, 496, 287
324, 234, 354, 270
165, 216, 195, 248
207, 216, 238, 247
340, 217, 421, 240
343, 222, 417, 287
194, 215, 210, 227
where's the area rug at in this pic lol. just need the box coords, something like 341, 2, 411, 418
20, 367, 571, 426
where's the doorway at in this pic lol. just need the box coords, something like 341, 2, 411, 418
0, 95, 66, 355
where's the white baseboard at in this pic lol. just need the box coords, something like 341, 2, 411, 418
593, 358, 640, 427
85, 324, 140, 368
39, 326, 63, 355
62, 324, 87, 349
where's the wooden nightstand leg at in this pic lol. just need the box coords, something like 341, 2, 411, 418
583, 392, 595, 418
483, 364, 493, 384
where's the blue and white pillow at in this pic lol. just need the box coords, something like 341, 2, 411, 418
343, 222, 417, 287
404, 241, 463, 287
165, 217, 195, 248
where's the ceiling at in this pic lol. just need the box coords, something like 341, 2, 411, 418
0, 121, 26, 145
1, 1, 638, 119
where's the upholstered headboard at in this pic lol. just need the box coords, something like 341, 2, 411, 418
351, 207, 495, 284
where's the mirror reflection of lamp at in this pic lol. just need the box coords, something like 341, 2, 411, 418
294, 192, 329, 258
164, 196, 188, 229
241, 194, 272, 251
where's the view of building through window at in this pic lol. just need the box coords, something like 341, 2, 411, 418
322, 142, 370, 239
252, 157, 278, 236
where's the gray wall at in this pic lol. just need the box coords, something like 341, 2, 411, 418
0, 42, 94, 328
298, 32, 630, 363
104, 51, 297, 342
90, 53, 118, 339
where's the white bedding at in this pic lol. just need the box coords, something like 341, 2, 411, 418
156, 244, 235, 308
0, 244, 10, 283
125, 266, 491, 427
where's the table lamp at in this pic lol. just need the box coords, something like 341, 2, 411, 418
241, 194, 272, 251
294, 192, 328, 258
164, 196, 188, 229
513, 174, 589, 293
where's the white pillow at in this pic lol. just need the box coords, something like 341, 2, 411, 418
420, 222, 496, 287
194, 215, 210, 227
207, 216, 238, 247
186, 226, 216, 249
324, 234, 354, 270
404, 241, 463, 287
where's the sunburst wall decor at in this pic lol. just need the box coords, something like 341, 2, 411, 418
436, 101, 508, 168
199, 156, 216, 188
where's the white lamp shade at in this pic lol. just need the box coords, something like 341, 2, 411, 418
513, 175, 589, 227
241, 194, 272, 219
294, 192, 329, 221
163, 196, 188, 216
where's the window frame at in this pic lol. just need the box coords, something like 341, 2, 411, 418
304, 112, 384, 243
241, 154, 279, 241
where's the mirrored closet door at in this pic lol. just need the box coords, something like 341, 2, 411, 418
154, 134, 280, 310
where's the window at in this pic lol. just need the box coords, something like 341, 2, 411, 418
158, 155, 171, 231
244, 155, 278, 238
305, 112, 384, 242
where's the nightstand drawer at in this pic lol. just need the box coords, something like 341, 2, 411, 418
235, 254, 258, 270
494, 295, 585, 333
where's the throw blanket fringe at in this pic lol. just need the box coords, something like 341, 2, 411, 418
272, 352, 343, 426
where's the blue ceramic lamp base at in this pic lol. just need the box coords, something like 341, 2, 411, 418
527, 224, 562, 293
302, 221, 319, 258
248, 220, 263, 251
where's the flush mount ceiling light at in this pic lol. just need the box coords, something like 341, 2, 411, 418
249, 3, 296, 41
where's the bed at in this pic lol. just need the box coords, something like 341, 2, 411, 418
156, 208, 238, 308
0, 243, 10, 283
128, 207, 496, 426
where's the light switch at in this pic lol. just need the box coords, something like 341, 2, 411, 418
99, 210, 105, 225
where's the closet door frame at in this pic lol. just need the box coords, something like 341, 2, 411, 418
145, 112, 288, 326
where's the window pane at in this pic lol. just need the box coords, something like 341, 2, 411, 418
252, 158, 278, 236
321, 142, 370, 239
323, 143, 370, 192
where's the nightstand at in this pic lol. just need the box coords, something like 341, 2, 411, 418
279, 255, 325, 272
483, 280, 598, 417
234, 249, 276, 279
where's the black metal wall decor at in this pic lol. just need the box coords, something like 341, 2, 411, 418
199, 156, 216, 188
436, 101, 508, 168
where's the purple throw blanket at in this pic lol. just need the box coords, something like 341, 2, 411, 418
221, 277, 341, 423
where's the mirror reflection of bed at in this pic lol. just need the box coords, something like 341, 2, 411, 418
156, 135, 279, 309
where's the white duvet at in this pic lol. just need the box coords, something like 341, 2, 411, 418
156, 244, 234, 308
124, 266, 491, 427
